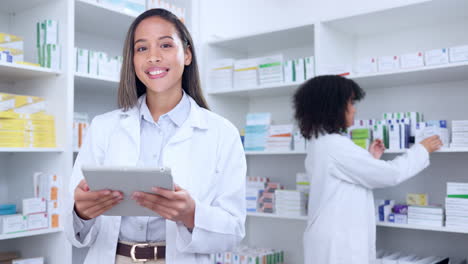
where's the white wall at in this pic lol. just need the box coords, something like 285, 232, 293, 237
198, 0, 428, 43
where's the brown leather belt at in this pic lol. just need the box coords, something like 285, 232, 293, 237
117, 242, 166, 262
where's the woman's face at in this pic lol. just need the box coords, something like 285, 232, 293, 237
133, 16, 192, 95
345, 100, 356, 128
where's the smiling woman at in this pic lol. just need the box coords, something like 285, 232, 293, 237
65, 8, 247, 264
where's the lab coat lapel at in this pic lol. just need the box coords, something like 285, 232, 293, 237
167, 97, 207, 146
118, 100, 142, 164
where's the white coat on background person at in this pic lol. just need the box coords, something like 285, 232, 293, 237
64, 95, 247, 264
293, 75, 443, 264
303, 133, 431, 264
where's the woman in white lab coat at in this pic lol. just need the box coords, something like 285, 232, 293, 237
65, 9, 246, 264
293, 75, 442, 264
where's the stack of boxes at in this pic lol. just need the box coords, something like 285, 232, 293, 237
257, 182, 282, 214
0, 173, 60, 235
0, 92, 56, 148
210, 55, 315, 92
234, 58, 259, 89
350, 128, 372, 150
258, 55, 284, 86
265, 124, 293, 152
34, 172, 60, 229
348, 112, 457, 151
76, 48, 123, 80
246, 177, 269, 213
450, 120, 468, 149
407, 205, 444, 227
0, 33, 24, 63
274, 190, 307, 217
209, 59, 234, 90
73, 112, 89, 152
445, 182, 468, 229
244, 113, 271, 152
353, 44, 468, 76
212, 246, 284, 264
36, 20, 60, 70
243, 113, 307, 153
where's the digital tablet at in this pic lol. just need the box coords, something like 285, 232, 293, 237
81, 166, 173, 216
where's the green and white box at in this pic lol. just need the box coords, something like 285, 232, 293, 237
45, 44, 61, 70
76, 48, 89, 74
283, 60, 294, 83
43, 20, 59, 45
294, 58, 305, 82
258, 54, 283, 85
0, 214, 27, 234
304, 56, 315, 79
89, 51, 99, 76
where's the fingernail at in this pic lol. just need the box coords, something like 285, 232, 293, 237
152, 187, 158, 193
113, 192, 121, 198
103, 190, 111, 195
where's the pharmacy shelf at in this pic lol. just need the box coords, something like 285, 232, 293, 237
1, 0, 48, 14
384, 147, 468, 154
245, 151, 306, 156
74, 72, 119, 91
351, 62, 468, 89
0, 148, 64, 153
248, 214, 468, 234
0, 228, 63, 241
323, 0, 468, 36
0, 62, 61, 82
377, 222, 468, 235
244, 148, 468, 156
208, 82, 300, 97
75, 0, 136, 40
247, 212, 308, 221
207, 23, 314, 54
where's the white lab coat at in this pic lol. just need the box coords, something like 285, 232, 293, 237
65, 96, 246, 264
303, 133, 429, 264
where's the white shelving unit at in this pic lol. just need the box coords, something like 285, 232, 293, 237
0, 62, 61, 81
0, 148, 65, 153
0, 0, 73, 263
248, 213, 468, 235
0, 228, 64, 241
202, 0, 468, 262
246, 148, 468, 156
247, 212, 307, 221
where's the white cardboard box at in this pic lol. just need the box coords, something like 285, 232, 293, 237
0, 214, 27, 234
355, 57, 377, 74
449, 45, 468, 63
400, 52, 424, 69
22, 197, 47, 215
378, 56, 400, 72
425, 48, 449, 66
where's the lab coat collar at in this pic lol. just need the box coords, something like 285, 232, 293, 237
118, 94, 208, 148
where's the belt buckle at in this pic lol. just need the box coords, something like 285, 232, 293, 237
130, 243, 157, 262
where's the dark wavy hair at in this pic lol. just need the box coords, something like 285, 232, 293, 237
118, 8, 208, 110
293, 75, 365, 139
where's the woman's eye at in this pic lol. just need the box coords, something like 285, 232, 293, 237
136, 46, 147, 52
161, 43, 172, 48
